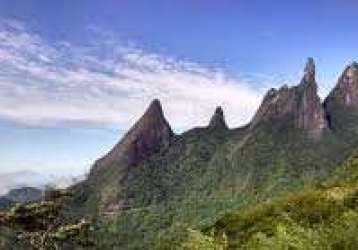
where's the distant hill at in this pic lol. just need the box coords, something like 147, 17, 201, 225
0, 171, 45, 196
0, 187, 43, 210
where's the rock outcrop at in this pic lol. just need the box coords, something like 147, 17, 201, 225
296, 58, 327, 131
91, 99, 174, 174
208, 106, 228, 129
250, 58, 327, 133
325, 62, 358, 108
323, 62, 358, 130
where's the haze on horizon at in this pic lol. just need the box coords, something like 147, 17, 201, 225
1, 0, 358, 189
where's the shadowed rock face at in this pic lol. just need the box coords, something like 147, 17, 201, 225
91, 99, 174, 174
325, 62, 358, 108
250, 58, 327, 134
208, 106, 228, 129
297, 58, 327, 131
250, 85, 296, 128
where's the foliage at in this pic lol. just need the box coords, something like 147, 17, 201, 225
0, 189, 92, 250
206, 153, 358, 249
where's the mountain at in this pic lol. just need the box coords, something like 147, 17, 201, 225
324, 62, 358, 142
208, 106, 228, 130
91, 99, 173, 174
325, 62, 358, 109
0, 187, 43, 210
74, 99, 174, 214
0, 197, 12, 210
251, 58, 327, 136
5, 187, 43, 203
64, 58, 358, 249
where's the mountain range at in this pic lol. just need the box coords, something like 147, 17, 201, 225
61, 58, 358, 249
2, 58, 358, 249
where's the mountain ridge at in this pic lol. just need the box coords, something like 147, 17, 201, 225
250, 58, 327, 136
66, 57, 358, 249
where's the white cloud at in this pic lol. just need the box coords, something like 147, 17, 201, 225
0, 171, 42, 195
0, 19, 271, 131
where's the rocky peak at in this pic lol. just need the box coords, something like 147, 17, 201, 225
250, 58, 327, 134
143, 99, 165, 121
325, 62, 358, 108
91, 99, 174, 173
208, 106, 228, 129
302, 57, 316, 84
297, 58, 327, 131
250, 85, 296, 128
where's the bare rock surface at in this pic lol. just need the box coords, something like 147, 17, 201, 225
325, 62, 358, 108
250, 58, 327, 133
208, 106, 228, 129
92, 99, 173, 174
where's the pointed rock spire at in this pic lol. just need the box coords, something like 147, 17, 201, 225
250, 58, 327, 134
301, 57, 316, 84
208, 106, 228, 129
142, 99, 166, 121
297, 58, 327, 131
91, 99, 173, 173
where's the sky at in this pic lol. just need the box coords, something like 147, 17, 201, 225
0, 0, 358, 189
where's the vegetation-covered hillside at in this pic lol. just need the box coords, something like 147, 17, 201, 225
61, 59, 358, 249
201, 153, 358, 249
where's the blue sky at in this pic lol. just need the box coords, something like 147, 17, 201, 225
0, 0, 358, 187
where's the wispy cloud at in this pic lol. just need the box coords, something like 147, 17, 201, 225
0, 170, 44, 195
0, 19, 272, 131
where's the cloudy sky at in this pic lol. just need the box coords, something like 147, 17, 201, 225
1, 0, 358, 186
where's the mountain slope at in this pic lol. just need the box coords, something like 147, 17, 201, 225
71, 99, 174, 215
66, 58, 358, 249
201, 153, 358, 249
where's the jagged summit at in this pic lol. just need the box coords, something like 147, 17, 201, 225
144, 98, 165, 118
325, 61, 358, 108
68, 58, 358, 249
301, 57, 316, 84
297, 58, 327, 131
208, 106, 228, 129
250, 58, 327, 133
91, 99, 173, 174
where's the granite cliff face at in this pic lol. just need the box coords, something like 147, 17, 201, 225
250, 58, 327, 134
296, 58, 327, 131
91, 99, 174, 175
